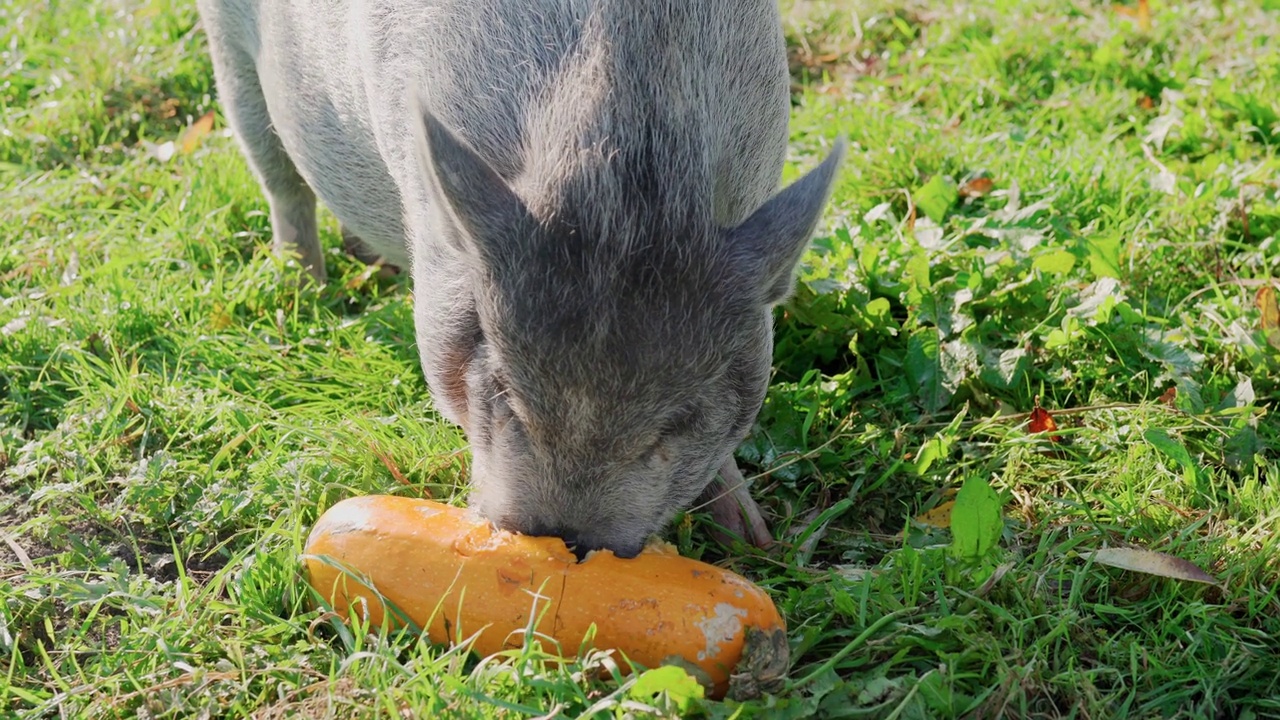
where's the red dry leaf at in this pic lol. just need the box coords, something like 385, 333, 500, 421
1158, 386, 1178, 406
958, 177, 995, 198
1028, 401, 1062, 443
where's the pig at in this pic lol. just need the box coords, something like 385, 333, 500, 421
195, 0, 845, 559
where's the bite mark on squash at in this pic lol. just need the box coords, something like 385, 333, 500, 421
695, 603, 747, 661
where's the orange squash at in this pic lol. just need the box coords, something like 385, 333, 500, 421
302, 495, 786, 698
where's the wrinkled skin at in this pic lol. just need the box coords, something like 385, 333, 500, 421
197, 0, 844, 558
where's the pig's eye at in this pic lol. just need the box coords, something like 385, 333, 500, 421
659, 406, 702, 438
640, 407, 701, 466
641, 440, 673, 467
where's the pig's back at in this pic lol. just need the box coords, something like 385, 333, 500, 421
208, 0, 791, 260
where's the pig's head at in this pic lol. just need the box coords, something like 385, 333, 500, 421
413, 110, 844, 559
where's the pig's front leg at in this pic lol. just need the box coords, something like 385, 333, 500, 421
697, 458, 774, 550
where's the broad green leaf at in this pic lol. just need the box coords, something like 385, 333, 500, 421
1174, 376, 1206, 414
630, 665, 705, 711
915, 436, 949, 476
1115, 300, 1146, 324
915, 174, 958, 224
1033, 249, 1077, 275
1144, 428, 1197, 485
980, 347, 1028, 389
906, 328, 948, 412
1139, 329, 1205, 375
1087, 233, 1123, 278
864, 297, 892, 329
1044, 315, 1081, 350
949, 475, 1003, 562
906, 251, 932, 306
1224, 425, 1260, 473
916, 406, 967, 475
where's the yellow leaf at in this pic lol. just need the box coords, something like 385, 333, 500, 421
914, 500, 955, 529
210, 303, 233, 330
1257, 284, 1280, 350
1113, 0, 1152, 31
181, 111, 216, 154
1137, 0, 1151, 31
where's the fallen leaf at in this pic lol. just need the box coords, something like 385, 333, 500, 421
180, 111, 216, 154
369, 441, 411, 487
210, 303, 233, 331
727, 626, 789, 701
1113, 0, 1152, 31
1084, 547, 1218, 585
1027, 400, 1062, 443
1157, 386, 1177, 406
1138, 95, 1156, 110
974, 562, 1014, 598
958, 176, 994, 198
60, 249, 79, 286
144, 140, 177, 163
158, 97, 180, 119
1, 316, 28, 336
914, 500, 955, 529
1257, 284, 1280, 350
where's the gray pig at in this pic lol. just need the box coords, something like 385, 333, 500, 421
196, 0, 844, 559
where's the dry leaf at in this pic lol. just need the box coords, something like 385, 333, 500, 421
1157, 386, 1177, 406
1138, 96, 1156, 110
1113, 0, 1152, 31
1257, 284, 1280, 350
210, 303, 233, 331
914, 501, 955, 529
1084, 547, 1218, 586
958, 177, 995, 198
369, 441, 411, 487
144, 140, 176, 163
181, 111, 217, 154
1028, 401, 1062, 443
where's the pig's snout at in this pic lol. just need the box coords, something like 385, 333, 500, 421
497, 513, 647, 562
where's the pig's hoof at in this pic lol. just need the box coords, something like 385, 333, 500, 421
698, 459, 774, 551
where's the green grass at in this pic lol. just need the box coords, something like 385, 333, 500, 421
2, 0, 1278, 717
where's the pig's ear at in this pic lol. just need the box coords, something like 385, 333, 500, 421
414, 102, 532, 262
726, 139, 846, 306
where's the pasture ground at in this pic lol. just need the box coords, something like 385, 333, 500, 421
2, 0, 1278, 717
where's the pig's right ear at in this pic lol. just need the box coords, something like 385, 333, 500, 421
413, 101, 533, 263
726, 140, 846, 306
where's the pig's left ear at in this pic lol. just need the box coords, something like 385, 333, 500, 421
413, 96, 533, 266
726, 139, 846, 306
